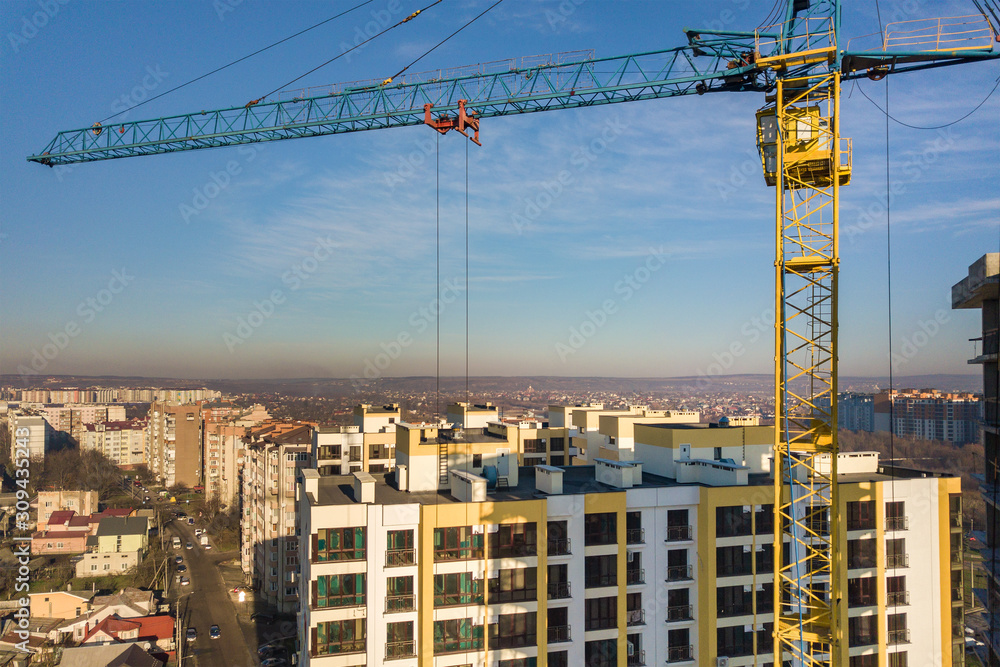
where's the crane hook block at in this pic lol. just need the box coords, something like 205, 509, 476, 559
423, 100, 481, 146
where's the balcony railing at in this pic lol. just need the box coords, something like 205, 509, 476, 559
548, 537, 571, 556
886, 553, 909, 569
626, 608, 645, 626
667, 564, 693, 581
666, 525, 693, 541
319, 638, 366, 655
385, 640, 416, 660
434, 584, 484, 607
548, 581, 571, 599
950, 512, 963, 529
386, 548, 415, 567
626, 528, 645, 544
386, 594, 415, 613
433, 637, 484, 655
585, 573, 617, 588
488, 587, 536, 604
433, 545, 484, 561
887, 591, 910, 607
627, 649, 645, 666
548, 624, 572, 644
888, 628, 911, 645
585, 616, 617, 631
666, 604, 693, 622
667, 645, 693, 662
885, 516, 909, 531
626, 568, 645, 585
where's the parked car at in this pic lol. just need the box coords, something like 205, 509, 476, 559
186, 627, 197, 642
176, 564, 187, 573
209, 625, 220, 639
180, 576, 190, 586
185, 542, 194, 550
258, 644, 283, 658
250, 612, 274, 624
174, 556, 183, 565
194, 528, 203, 536
260, 658, 287, 667
187, 517, 195, 525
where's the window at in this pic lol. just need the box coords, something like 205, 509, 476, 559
667, 588, 691, 621
848, 577, 876, 607
717, 545, 752, 577
489, 523, 537, 558
386, 529, 415, 566
433, 618, 483, 654
548, 606, 570, 642
886, 501, 907, 530
386, 621, 414, 659
584, 512, 617, 545
434, 572, 483, 607
313, 573, 365, 608
313, 527, 365, 561
848, 615, 878, 646
888, 652, 908, 667
888, 613, 909, 645
313, 619, 365, 656
585, 596, 617, 631
547, 520, 570, 555
847, 500, 876, 530
849, 655, 878, 667
755, 504, 774, 534
847, 538, 876, 569
585, 639, 617, 667
434, 526, 484, 561
548, 563, 570, 599
489, 567, 536, 603
717, 506, 752, 537
886, 538, 907, 568
717, 585, 752, 617
549, 651, 569, 667
717, 624, 754, 656
667, 509, 690, 541
626, 511, 644, 544
473, 454, 482, 468
490, 612, 537, 649
585, 554, 617, 588
667, 549, 690, 580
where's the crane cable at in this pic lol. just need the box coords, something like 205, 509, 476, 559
384, 0, 506, 85
255, 0, 446, 104
97, 0, 377, 125
857, 75, 1000, 130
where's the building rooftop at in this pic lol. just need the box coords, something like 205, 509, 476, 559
95, 517, 148, 537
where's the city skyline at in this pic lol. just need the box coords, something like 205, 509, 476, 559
2, 0, 998, 380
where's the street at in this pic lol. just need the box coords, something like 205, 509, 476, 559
167, 519, 257, 667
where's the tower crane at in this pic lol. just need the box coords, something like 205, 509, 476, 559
26, 2, 1000, 665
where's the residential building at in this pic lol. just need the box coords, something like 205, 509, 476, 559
953, 252, 999, 664
28, 590, 97, 620
37, 490, 99, 522
547, 403, 699, 462
203, 422, 246, 504
8, 412, 51, 458
314, 405, 400, 477
873, 388, 982, 445
839, 392, 876, 432
82, 614, 175, 658
82, 419, 148, 468
91, 516, 149, 554
241, 422, 314, 612
297, 420, 964, 667
31, 529, 90, 554
147, 401, 202, 488
60, 643, 165, 667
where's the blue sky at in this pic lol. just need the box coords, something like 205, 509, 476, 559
1, 0, 997, 381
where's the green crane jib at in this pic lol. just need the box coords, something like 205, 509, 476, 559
26, 2, 999, 666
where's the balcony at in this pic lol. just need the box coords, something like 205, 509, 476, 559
386, 594, 415, 613
626, 609, 645, 626
548, 537, 571, 556
385, 640, 416, 660
488, 587, 536, 604
585, 573, 617, 588
666, 604, 693, 622
885, 516, 909, 531
626, 568, 645, 585
667, 565, 693, 582
951, 512, 963, 530
491, 632, 536, 649
386, 548, 416, 567
888, 628, 911, 645
548, 624, 572, 644
718, 603, 752, 617
886, 553, 909, 569
434, 583, 484, 607
627, 649, 645, 666
548, 581, 571, 600
433, 636, 484, 655
666, 525, 693, 542
887, 591, 910, 607
667, 645, 693, 663
626, 528, 645, 545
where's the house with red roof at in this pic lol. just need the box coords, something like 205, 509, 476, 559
82, 614, 175, 660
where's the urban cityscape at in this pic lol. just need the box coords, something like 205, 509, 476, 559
2, 1, 999, 667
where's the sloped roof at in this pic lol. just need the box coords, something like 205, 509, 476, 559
47, 510, 75, 526
61, 643, 163, 667
95, 517, 148, 537
84, 616, 141, 642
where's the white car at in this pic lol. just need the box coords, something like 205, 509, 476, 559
180, 576, 190, 586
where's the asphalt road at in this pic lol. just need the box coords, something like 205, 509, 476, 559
167, 520, 256, 667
